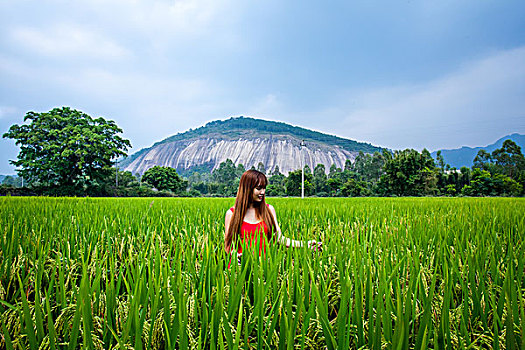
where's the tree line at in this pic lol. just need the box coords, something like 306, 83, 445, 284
3, 142, 523, 198
181, 140, 524, 197
2, 107, 524, 197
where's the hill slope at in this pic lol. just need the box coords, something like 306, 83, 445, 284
121, 116, 383, 175
431, 133, 525, 169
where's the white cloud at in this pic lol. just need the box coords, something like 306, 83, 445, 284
0, 49, 225, 152
5, 0, 241, 65
10, 24, 130, 60
74, 0, 237, 43
338, 46, 525, 150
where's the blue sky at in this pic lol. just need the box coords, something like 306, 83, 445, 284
1, 0, 525, 174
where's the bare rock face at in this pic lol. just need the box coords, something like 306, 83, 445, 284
124, 136, 359, 175
121, 116, 383, 176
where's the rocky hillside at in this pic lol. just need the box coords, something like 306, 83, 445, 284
121, 117, 383, 175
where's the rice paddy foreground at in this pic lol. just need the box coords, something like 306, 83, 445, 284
1, 197, 524, 349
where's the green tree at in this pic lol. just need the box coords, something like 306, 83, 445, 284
95, 169, 162, 197
341, 178, 370, 197
212, 159, 239, 195
213, 159, 237, 183
142, 166, 187, 194
470, 140, 525, 196
187, 172, 202, 185
192, 182, 209, 195
491, 140, 525, 180
353, 151, 387, 184
267, 165, 286, 196
328, 164, 341, 179
271, 165, 283, 177
379, 149, 438, 196
313, 164, 329, 195
445, 184, 457, 196
257, 162, 266, 174
473, 150, 493, 172
2, 175, 23, 187
236, 163, 246, 177
459, 167, 471, 189
462, 168, 494, 196
492, 173, 523, 196
370, 151, 387, 182
286, 168, 313, 196
436, 150, 445, 171
344, 159, 353, 172
3, 107, 130, 195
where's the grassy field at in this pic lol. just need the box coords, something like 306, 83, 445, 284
0, 197, 524, 349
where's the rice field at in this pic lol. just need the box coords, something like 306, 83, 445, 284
0, 197, 524, 349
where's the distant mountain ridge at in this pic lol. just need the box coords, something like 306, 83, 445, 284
121, 116, 383, 175
431, 133, 525, 169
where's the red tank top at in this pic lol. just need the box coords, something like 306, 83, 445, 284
229, 207, 269, 255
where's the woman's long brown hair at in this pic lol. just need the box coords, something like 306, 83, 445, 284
225, 170, 276, 252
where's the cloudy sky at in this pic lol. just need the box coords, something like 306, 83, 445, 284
1, 0, 524, 174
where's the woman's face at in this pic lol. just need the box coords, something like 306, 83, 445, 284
252, 184, 266, 203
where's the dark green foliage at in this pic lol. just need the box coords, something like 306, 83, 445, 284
473, 150, 493, 172
462, 168, 495, 196
267, 165, 286, 196
286, 168, 313, 196
379, 149, 439, 196
212, 159, 238, 184
256, 162, 266, 174
2, 107, 130, 195
461, 169, 523, 196
0, 185, 36, 196
341, 178, 370, 197
210, 159, 243, 196
4, 107, 524, 198
326, 166, 346, 196
352, 151, 387, 184
91, 169, 171, 197
1, 175, 22, 187
141, 166, 187, 194
130, 140, 523, 198
491, 140, 525, 180
313, 164, 329, 194
465, 140, 525, 196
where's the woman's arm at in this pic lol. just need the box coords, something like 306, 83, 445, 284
224, 209, 233, 252
268, 205, 319, 249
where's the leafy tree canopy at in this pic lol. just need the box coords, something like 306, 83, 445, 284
491, 140, 525, 179
286, 168, 313, 196
212, 159, 239, 185
2, 175, 22, 187
3, 107, 130, 194
380, 149, 438, 196
257, 162, 266, 174
141, 166, 187, 194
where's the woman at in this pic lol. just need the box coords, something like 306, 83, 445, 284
224, 169, 321, 263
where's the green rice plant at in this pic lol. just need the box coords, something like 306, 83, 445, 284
0, 197, 524, 348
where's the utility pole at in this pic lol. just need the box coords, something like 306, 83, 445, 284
115, 159, 118, 187
300, 140, 305, 198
